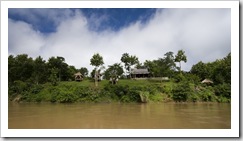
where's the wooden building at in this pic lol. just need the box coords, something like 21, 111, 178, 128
74, 72, 83, 81
131, 68, 149, 78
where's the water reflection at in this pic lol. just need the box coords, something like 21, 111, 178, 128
8, 103, 230, 129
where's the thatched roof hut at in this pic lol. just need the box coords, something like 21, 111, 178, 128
131, 68, 149, 78
131, 68, 149, 74
201, 79, 213, 84
74, 72, 83, 81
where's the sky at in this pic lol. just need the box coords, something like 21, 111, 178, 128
8, 8, 231, 73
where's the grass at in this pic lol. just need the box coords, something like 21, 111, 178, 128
59, 79, 172, 88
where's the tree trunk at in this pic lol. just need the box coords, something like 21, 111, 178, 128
129, 67, 131, 79
95, 69, 98, 87
59, 72, 61, 82
179, 62, 181, 73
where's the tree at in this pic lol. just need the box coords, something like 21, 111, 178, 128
8, 55, 16, 83
190, 52, 231, 85
211, 53, 231, 85
90, 53, 104, 86
104, 63, 124, 84
49, 68, 59, 86
175, 50, 187, 73
80, 67, 89, 77
13, 54, 34, 82
47, 56, 69, 81
164, 51, 176, 71
190, 61, 210, 80
32, 56, 47, 84
68, 65, 78, 81
143, 51, 176, 78
121, 53, 139, 78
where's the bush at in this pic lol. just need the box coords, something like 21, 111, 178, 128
173, 73, 186, 83
30, 84, 44, 94
57, 90, 78, 103
214, 83, 231, 99
103, 84, 141, 102
12, 80, 28, 94
161, 84, 172, 94
172, 81, 192, 102
201, 88, 215, 102
189, 93, 199, 102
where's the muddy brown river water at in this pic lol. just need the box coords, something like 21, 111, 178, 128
8, 102, 230, 129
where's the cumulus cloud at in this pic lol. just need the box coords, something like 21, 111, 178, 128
8, 8, 231, 72
8, 19, 45, 57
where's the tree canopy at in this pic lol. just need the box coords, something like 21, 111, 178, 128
79, 67, 89, 77
190, 53, 231, 85
121, 53, 139, 78
90, 53, 104, 68
90, 53, 104, 86
104, 63, 124, 80
175, 49, 187, 72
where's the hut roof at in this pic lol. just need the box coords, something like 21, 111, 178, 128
131, 68, 149, 74
201, 79, 213, 84
74, 72, 83, 76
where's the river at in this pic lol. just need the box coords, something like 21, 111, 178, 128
8, 102, 230, 129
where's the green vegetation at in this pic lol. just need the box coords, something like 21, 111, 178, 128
9, 78, 229, 103
8, 50, 231, 103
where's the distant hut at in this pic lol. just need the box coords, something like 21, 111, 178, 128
161, 77, 170, 81
74, 72, 83, 82
201, 79, 213, 84
131, 68, 149, 78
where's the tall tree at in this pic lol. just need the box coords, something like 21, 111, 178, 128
48, 68, 59, 86
47, 56, 69, 81
190, 61, 210, 80
14, 54, 34, 82
8, 55, 16, 83
143, 51, 176, 77
190, 52, 231, 85
175, 50, 187, 73
121, 53, 139, 78
104, 63, 124, 84
90, 53, 104, 86
164, 51, 176, 71
32, 56, 47, 84
68, 65, 78, 81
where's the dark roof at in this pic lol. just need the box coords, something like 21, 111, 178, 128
131, 69, 149, 74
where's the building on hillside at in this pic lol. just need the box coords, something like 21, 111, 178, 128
74, 72, 83, 82
201, 79, 213, 84
131, 68, 150, 78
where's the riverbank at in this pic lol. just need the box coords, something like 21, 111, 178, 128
9, 79, 231, 103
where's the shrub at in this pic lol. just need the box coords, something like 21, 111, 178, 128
13, 80, 28, 94
103, 84, 141, 102
214, 83, 231, 99
172, 81, 192, 102
173, 73, 186, 83
30, 84, 44, 94
190, 93, 199, 102
161, 84, 172, 94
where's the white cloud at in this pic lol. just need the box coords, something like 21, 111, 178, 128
8, 8, 231, 73
8, 19, 45, 57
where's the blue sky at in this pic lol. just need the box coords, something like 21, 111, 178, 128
9, 8, 156, 33
8, 8, 231, 72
